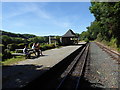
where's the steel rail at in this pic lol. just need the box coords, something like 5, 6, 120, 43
75, 43, 89, 89
95, 42, 120, 61
56, 43, 89, 89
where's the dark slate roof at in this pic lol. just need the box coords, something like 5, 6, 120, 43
62, 29, 77, 38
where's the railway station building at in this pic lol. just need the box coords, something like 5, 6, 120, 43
61, 29, 79, 45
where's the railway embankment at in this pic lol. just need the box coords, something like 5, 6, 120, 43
82, 42, 119, 89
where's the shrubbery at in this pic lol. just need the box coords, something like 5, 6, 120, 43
7, 43, 27, 51
41, 44, 55, 51
28, 42, 34, 48
7, 43, 18, 51
2, 49, 12, 61
2, 42, 57, 61
18, 43, 26, 49
109, 38, 117, 48
84, 38, 89, 43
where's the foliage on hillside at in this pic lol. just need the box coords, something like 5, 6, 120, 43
1, 30, 61, 61
80, 2, 120, 51
1, 30, 49, 46
1, 30, 36, 39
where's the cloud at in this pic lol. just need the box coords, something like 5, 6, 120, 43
33, 7, 51, 19
3, 3, 51, 19
3, 2, 73, 31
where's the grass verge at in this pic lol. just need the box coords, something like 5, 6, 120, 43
1, 56, 25, 66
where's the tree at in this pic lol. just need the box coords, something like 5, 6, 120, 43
80, 2, 120, 50
88, 2, 120, 48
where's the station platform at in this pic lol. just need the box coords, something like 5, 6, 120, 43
3, 42, 86, 88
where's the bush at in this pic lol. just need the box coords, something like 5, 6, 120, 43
56, 42, 62, 46
28, 42, 34, 48
18, 43, 26, 49
2, 49, 12, 61
41, 45, 47, 51
50, 44, 55, 48
41, 44, 55, 51
109, 37, 117, 48
84, 38, 89, 43
7, 43, 18, 51
101, 40, 108, 46
16, 50, 23, 53
96, 33, 103, 42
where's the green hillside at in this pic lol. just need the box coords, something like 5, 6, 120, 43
1, 30, 36, 39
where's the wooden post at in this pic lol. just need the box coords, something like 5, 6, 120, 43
54, 36, 56, 47
60, 37, 62, 43
49, 36, 51, 44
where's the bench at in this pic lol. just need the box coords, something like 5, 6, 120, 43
12, 49, 35, 59
12, 53, 26, 56
15, 49, 33, 53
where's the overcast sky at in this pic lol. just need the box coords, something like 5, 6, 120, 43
2, 2, 95, 36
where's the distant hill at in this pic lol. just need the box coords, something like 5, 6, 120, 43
1, 30, 36, 39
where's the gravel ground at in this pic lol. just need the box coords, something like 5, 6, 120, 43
83, 42, 119, 89
2, 45, 81, 88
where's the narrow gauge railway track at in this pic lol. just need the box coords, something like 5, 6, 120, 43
95, 42, 120, 61
56, 43, 89, 90
21, 43, 89, 90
